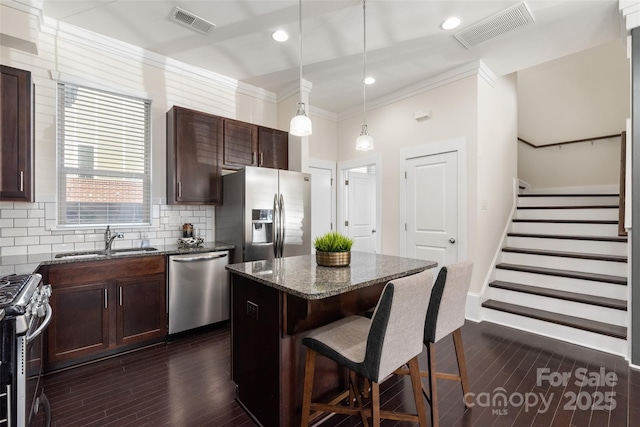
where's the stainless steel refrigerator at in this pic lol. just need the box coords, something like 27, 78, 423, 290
216, 166, 311, 264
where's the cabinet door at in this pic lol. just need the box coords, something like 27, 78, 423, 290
0, 65, 32, 201
47, 282, 110, 364
223, 119, 258, 168
167, 107, 223, 204
116, 273, 167, 346
258, 127, 288, 170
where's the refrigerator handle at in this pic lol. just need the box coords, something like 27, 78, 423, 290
273, 193, 279, 258
279, 194, 285, 257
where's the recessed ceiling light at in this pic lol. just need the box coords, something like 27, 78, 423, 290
363, 76, 376, 85
441, 16, 462, 30
272, 30, 289, 42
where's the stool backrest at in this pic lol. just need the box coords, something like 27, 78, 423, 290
365, 268, 434, 382
424, 261, 474, 343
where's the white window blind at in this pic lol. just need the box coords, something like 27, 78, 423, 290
57, 83, 151, 226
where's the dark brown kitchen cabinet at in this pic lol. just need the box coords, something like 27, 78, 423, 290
222, 120, 289, 170
167, 106, 223, 205
258, 126, 288, 170
223, 118, 258, 168
42, 256, 166, 371
0, 65, 33, 201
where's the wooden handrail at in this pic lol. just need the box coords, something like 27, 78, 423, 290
518, 133, 622, 148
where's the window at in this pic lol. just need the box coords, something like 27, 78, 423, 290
57, 83, 151, 226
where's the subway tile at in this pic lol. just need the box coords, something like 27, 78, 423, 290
74, 242, 96, 251
1, 228, 28, 237
52, 243, 74, 253
84, 233, 103, 242
39, 235, 63, 245
0, 265, 16, 276
28, 209, 45, 218
1, 245, 28, 256
15, 263, 39, 275
15, 218, 40, 228
0, 202, 14, 209
63, 234, 85, 244
15, 236, 40, 246
0, 237, 15, 247
27, 244, 52, 254
45, 220, 57, 231
1, 209, 27, 219
27, 227, 49, 236
0, 219, 13, 228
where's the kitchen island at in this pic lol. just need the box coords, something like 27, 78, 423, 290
226, 252, 437, 427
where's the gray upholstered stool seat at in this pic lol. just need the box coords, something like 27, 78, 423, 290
300, 268, 435, 427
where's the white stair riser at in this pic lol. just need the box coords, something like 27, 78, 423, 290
486, 287, 627, 326
507, 237, 628, 256
511, 222, 619, 236
516, 208, 618, 221
481, 310, 627, 357
500, 252, 627, 277
494, 269, 627, 300
517, 196, 619, 207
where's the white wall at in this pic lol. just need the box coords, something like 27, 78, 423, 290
0, 9, 278, 257
476, 73, 518, 292
517, 40, 628, 189
336, 75, 478, 259
308, 107, 338, 162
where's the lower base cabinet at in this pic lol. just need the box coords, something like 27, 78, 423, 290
42, 256, 167, 371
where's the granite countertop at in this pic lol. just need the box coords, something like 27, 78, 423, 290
0, 242, 235, 275
226, 252, 437, 300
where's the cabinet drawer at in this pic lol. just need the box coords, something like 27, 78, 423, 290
48, 255, 165, 286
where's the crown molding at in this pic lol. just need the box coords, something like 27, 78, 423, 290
309, 105, 338, 122
277, 78, 313, 102
338, 60, 498, 120
40, 17, 277, 104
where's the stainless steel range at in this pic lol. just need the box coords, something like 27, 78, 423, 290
0, 273, 52, 427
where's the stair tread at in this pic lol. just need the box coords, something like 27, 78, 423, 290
496, 263, 627, 285
489, 280, 627, 310
508, 233, 627, 242
502, 247, 627, 263
481, 299, 627, 339
517, 205, 618, 210
518, 193, 619, 197
513, 219, 617, 224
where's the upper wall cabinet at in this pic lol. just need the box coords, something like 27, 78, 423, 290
223, 120, 288, 171
1, 65, 33, 202
166, 106, 223, 205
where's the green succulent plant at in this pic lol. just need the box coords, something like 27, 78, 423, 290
313, 231, 354, 253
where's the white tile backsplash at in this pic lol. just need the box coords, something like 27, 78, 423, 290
0, 202, 215, 255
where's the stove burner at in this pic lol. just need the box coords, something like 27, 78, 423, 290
0, 274, 31, 308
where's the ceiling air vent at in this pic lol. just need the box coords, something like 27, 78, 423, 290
170, 6, 216, 35
454, 2, 534, 49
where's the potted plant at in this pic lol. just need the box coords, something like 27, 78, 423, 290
313, 231, 354, 267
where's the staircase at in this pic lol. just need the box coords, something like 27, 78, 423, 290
481, 192, 629, 356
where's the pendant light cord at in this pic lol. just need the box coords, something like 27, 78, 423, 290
299, 0, 303, 106
362, 0, 367, 126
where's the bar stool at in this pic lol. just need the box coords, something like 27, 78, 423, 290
300, 269, 435, 427
395, 261, 474, 427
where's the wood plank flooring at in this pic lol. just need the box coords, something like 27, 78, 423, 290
43, 321, 638, 426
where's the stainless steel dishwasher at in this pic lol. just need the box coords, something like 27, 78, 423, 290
168, 251, 229, 334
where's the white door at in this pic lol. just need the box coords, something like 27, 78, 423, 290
309, 165, 334, 251
405, 151, 458, 266
347, 167, 376, 253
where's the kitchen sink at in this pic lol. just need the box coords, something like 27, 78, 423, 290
55, 247, 158, 259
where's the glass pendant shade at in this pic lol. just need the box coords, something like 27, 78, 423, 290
290, 104, 313, 136
356, 125, 374, 151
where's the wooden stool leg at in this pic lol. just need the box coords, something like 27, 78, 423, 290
452, 328, 471, 408
427, 342, 439, 427
408, 356, 428, 426
300, 350, 317, 427
371, 381, 380, 427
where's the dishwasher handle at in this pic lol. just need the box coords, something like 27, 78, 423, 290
171, 253, 228, 263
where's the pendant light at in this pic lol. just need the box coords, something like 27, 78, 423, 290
290, 0, 312, 136
356, 0, 374, 151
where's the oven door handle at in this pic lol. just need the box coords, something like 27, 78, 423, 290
27, 303, 52, 344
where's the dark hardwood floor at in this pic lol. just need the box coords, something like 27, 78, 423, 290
43, 321, 638, 426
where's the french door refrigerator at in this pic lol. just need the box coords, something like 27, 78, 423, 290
216, 166, 311, 264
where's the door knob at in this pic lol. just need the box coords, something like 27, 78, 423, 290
371, 229, 377, 234
449, 238, 456, 244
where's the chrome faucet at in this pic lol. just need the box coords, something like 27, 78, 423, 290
104, 225, 124, 251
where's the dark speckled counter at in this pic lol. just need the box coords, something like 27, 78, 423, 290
226, 252, 436, 300
227, 252, 437, 426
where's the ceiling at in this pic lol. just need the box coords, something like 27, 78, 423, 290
36, 0, 622, 115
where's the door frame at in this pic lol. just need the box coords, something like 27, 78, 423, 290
337, 154, 382, 253
399, 138, 468, 260
309, 157, 337, 233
